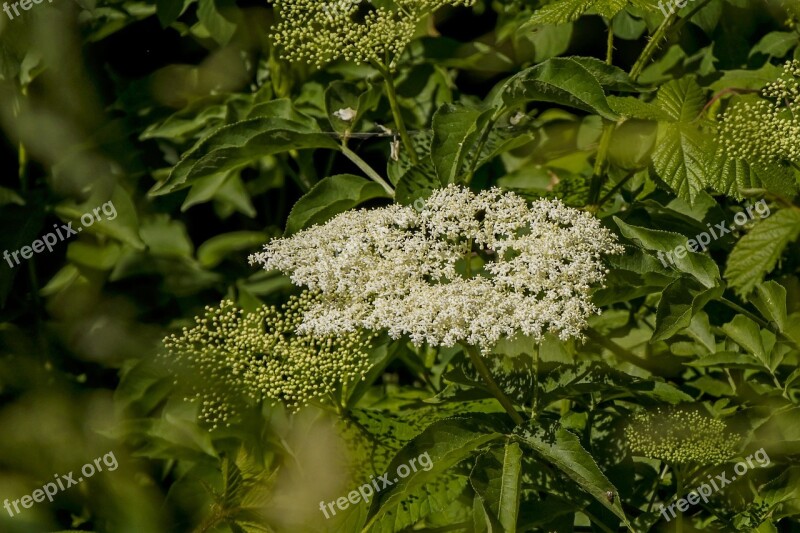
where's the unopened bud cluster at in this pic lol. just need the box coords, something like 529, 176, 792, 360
717, 60, 800, 164
162, 293, 373, 428
270, 0, 474, 68
625, 408, 737, 465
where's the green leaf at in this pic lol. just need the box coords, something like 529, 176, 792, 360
654, 76, 706, 122
686, 312, 717, 354
500, 58, 620, 120
705, 159, 797, 200
515, 422, 631, 530
725, 209, 800, 296
284, 174, 390, 235
539, 360, 692, 404
369, 475, 469, 533
471, 441, 523, 533
363, 414, 509, 530
607, 120, 657, 170
66, 241, 122, 270
722, 315, 768, 365
608, 96, 671, 120
567, 56, 643, 92
196, 231, 268, 268
709, 64, 783, 92
394, 164, 441, 208
139, 215, 194, 257
525, 22, 574, 62
653, 277, 724, 341
497, 442, 522, 532
197, 0, 237, 45
214, 173, 256, 217
152, 118, 339, 196
472, 493, 497, 533
54, 186, 145, 251
750, 31, 798, 59
523, 0, 594, 26
244, 98, 320, 128
750, 281, 789, 333
649, 77, 724, 203
156, 0, 191, 26
687, 351, 763, 369
345, 341, 401, 409
652, 124, 711, 203
0, 200, 45, 307
522, 0, 647, 26
324, 81, 381, 134
614, 217, 720, 288
431, 104, 494, 185
40, 265, 81, 297
0, 185, 24, 206
180, 171, 233, 211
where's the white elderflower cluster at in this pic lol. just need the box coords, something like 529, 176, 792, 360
717, 60, 800, 163
162, 294, 373, 428
270, 0, 475, 68
250, 186, 622, 350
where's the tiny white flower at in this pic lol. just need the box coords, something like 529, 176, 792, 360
333, 107, 358, 122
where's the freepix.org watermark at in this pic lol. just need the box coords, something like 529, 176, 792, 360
2, 0, 55, 22
3, 200, 117, 269
659, 448, 771, 523
319, 451, 433, 519
657, 0, 699, 18
656, 199, 770, 268
3, 451, 118, 518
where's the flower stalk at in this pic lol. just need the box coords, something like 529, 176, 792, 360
375, 62, 419, 166
462, 344, 524, 425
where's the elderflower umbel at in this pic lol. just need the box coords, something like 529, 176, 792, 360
717, 60, 800, 164
625, 408, 737, 465
250, 185, 622, 351
162, 293, 373, 428
270, 0, 475, 68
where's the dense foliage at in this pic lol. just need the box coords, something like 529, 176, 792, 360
2, 0, 800, 532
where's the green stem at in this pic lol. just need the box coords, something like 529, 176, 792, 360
588, 122, 614, 206
464, 116, 497, 185
15, 89, 45, 359
667, 0, 714, 40
340, 143, 395, 196
464, 241, 473, 277
582, 509, 617, 533
462, 344, 524, 425
675, 465, 684, 533
629, 9, 679, 81
724, 369, 738, 395
532, 343, 540, 418
597, 172, 635, 207
606, 25, 614, 65
647, 463, 670, 513
585, 329, 659, 373
374, 63, 418, 166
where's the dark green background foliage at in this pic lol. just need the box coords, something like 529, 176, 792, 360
1, 0, 800, 531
